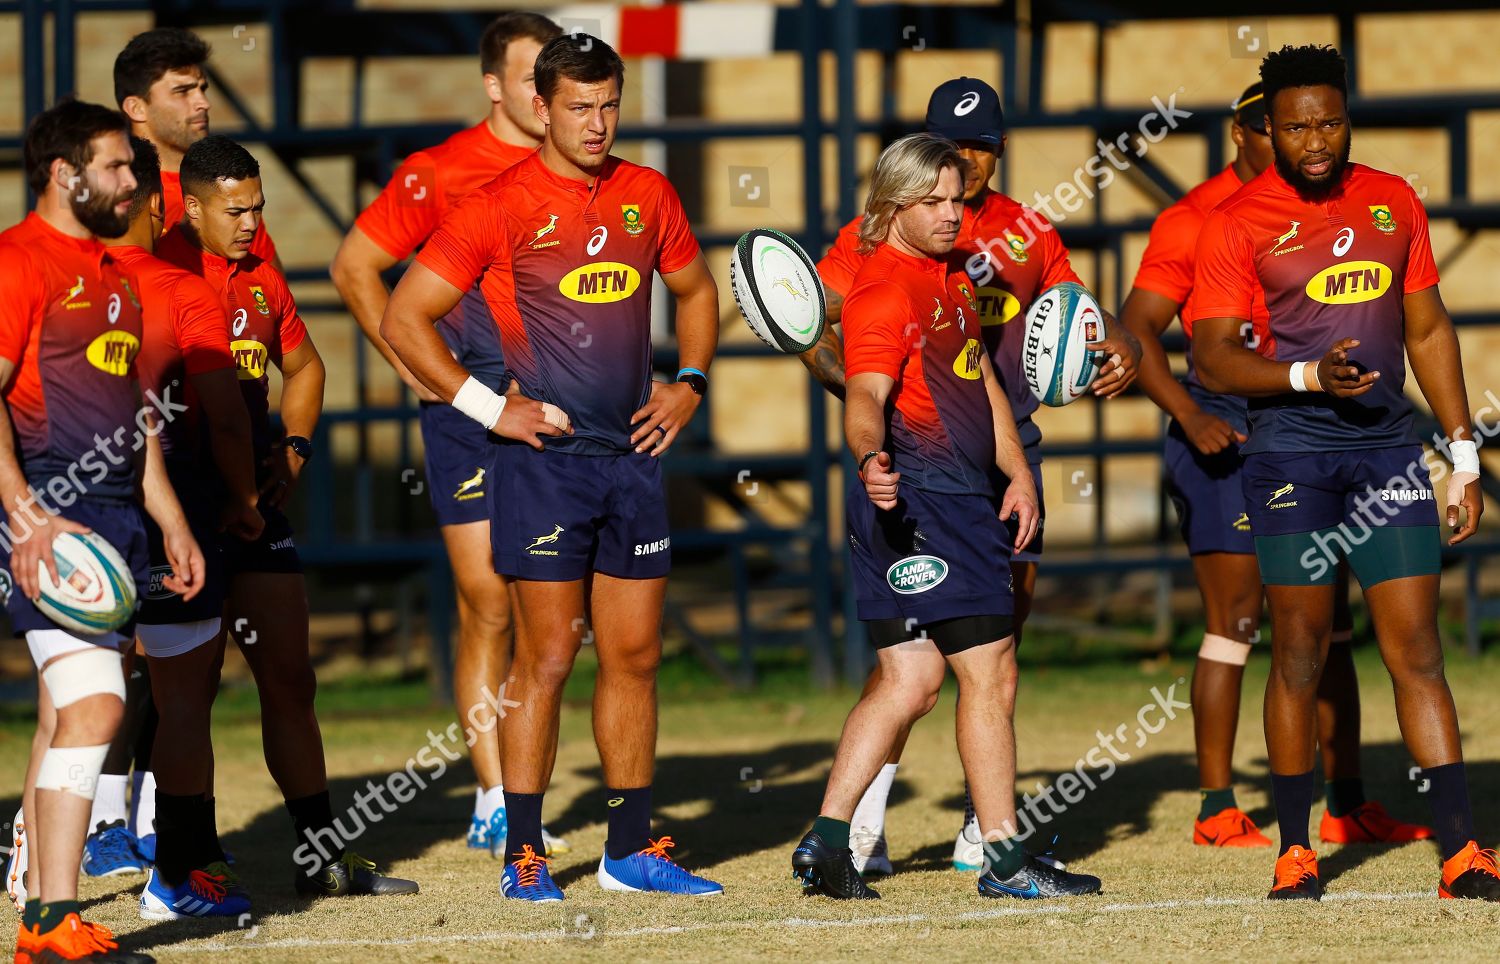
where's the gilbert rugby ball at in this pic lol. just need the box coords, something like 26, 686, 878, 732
35, 531, 137, 635
1022, 282, 1106, 407
730, 228, 827, 353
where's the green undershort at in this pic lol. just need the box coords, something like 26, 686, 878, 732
1254, 525, 1440, 587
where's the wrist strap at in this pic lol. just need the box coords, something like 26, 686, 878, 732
858, 450, 881, 475
452, 376, 507, 431
1289, 361, 1320, 392
1451, 439, 1480, 476
677, 367, 707, 382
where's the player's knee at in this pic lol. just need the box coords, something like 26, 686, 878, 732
1384, 636, 1446, 684
459, 594, 513, 643
259, 658, 318, 709
1272, 648, 1323, 690
524, 648, 579, 691
600, 643, 660, 682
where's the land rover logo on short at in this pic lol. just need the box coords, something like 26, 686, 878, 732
887, 555, 948, 594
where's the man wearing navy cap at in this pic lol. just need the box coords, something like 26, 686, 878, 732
800, 77, 1141, 882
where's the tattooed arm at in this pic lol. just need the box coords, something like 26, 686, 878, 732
797, 288, 846, 400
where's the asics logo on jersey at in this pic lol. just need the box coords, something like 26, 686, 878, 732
1267, 483, 1297, 508
953, 91, 981, 116
526, 524, 565, 554
1306, 262, 1392, 305
232, 308, 248, 336
106, 293, 122, 325
453, 467, 485, 500
62, 275, 90, 309
531, 214, 560, 246
587, 225, 609, 256
1270, 220, 1301, 254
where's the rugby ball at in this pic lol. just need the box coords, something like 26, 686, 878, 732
35, 531, 137, 635
1022, 282, 1106, 407
730, 228, 827, 353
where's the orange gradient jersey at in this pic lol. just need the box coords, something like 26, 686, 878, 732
1133, 164, 1270, 420
819, 192, 1079, 457
111, 244, 235, 463
0, 214, 145, 498
1186, 163, 1438, 453
843, 245, 995, 495
418, 153, 699, 455
158, 225, 307, 462
355, 122, 535, 389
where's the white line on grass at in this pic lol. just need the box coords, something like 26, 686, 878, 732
167, 889, 1437, 953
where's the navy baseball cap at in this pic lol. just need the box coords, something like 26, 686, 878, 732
925, 78, 1005, 145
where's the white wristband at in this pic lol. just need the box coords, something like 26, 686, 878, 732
1450, 439, 1480, 476
452, 376, 507, 432
1289, 361, 1319, 392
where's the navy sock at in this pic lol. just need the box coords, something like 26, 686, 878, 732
604, 786, 652, 860
1270, 770, 1315, 853
1422, 762, 1476, 860
1324, 778, 1366, 818
503, 790, 546, 862
1198, 787, 1238, 820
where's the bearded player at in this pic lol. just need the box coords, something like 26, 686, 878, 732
6, 99, 206, 964
1120, 82, 1431, 849
383, 34, 721, 901
800, 77, 1140, 875
331, 10, 570, 856
1191, 44, 1498, 901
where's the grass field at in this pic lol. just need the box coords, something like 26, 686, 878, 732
6, 640, 1500, 962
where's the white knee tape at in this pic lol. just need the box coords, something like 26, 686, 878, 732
41, 647, 125, 708
1199, 633, 1251, 666
36, 744, 110, 799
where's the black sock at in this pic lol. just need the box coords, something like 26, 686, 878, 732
810, 815, 849, 851
1270, 770, 1315, 853
194, 795, 225, 867
1422, 762, 1476, 860
286, 789, 342, 873
503, 790, 546, 862
1324, 778, 1366, 818
36, 900, 80, 930
1198, 787, 1238, 820
155, 791, 200, 885
605, 786, 652, 860
204, 795, 226, 863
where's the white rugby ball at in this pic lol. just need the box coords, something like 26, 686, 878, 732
730, 228, 827, 353
35, 531, 137, 635
1022, 282, 1106, 407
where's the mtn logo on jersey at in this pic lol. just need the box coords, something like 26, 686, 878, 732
530, 214, 561, 248
887, 554, 949, 594
1267, 483, 1297, 509
975, 286, 1021, 326
1369, 205, 1397, 234
1270, 220, 1302, 256
231, 339, 268, 380
953, 339, 984, 380
621, 204, 645, 236
1305, 262, 1392, 305
62, 275, 91, 309
560, 262, 642, 304
86, 330, 140, 376
249, 285, 270, 315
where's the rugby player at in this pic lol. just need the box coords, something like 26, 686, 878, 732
6, 98, 207, 964
800, 78, 1141, 874
382, 34, 722, 901
1120, 83, 1430, 848
104, 137, 266, 919
330, 10, 570, 856
790, 133, 1100, 901
72, 26, 282, 874
159, 135, 417, 899
1190, 44, 1498, 901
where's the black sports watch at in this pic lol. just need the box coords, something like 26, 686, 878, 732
283, 435, 314, 462
676, 367, 708, 396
